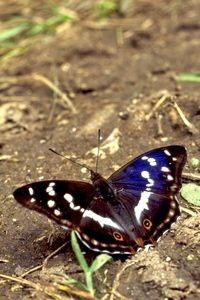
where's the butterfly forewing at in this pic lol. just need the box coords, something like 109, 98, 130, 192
108, 145, 187, 195
14, 180, 95, 228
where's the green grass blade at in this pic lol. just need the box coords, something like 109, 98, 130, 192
71, 231, 89, 272
0, 24, 28, 42
71, 231, 94, 294
62, 274, 88, 291
177, 73, 200, 82
89, 254, 112, 273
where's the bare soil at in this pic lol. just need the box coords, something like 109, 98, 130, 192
0, 1, 200, 299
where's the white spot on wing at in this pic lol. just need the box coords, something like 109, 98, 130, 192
141, 171, 154, 187
47, 199, 55, 208
141, 170, 150, 178
49, 190, 56, 196
164, 149, 171, 156
64, 193, 73, 203
147, 157, 157, 166
141, 156, 148, 160
167, 174, 174, 181
54, 209, 61, 216
69, 202, 81, 211
146, 178, 154, 187
134, 191, 151, 223
91, 239, 99, 246
28, 187, 34, 196
30, 198, 36, 203
161, 166, 170, 172
83, 210, 121, 229
46, 185, 56, 196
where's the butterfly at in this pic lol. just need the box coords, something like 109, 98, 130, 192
13, 145, 187, 255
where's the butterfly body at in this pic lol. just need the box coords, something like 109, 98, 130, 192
13, 145, 187, 255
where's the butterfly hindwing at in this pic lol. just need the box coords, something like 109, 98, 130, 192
77, 196, 139, 254
77, 189, 180, 254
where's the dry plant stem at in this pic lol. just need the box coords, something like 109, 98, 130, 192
102, 290, 130, 300
0, 155, 19, 161
145, 92, 170, 121
54, 282, 97, 300
0, 274, 69, 300
171, 101, 199, 134
21, 265, 43, 278
182, 172, 200, 181
108, 290, 130, 300
32, 73, 77, 114
20, 242, 68, 277
0, 259, 9, 263
156, 113, 164, 136
42, 242, 68, 269
145, 91, 198, 134
110, 260, 136, 300
181, 206, 197, 217
84, 18, 153, 29
47, 95, 57, 123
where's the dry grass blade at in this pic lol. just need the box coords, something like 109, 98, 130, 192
171, 100, 199, 134
54, 282, 97, 300
20, 265, 43, 278
182, 172, 200, 181
109, 259, 136, 300
32, 73, 77, 114
0, 155, 19, 161
180, 206, 197, 217
0, 274, 70, 300
145, 91, 171, 121
145, 91, 198, 134
42, 242, 68, 269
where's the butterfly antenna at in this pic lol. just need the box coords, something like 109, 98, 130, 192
49, 148, 92, 172
95, 129, 102, 173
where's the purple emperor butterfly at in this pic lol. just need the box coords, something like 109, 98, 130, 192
13, 145, 187, 255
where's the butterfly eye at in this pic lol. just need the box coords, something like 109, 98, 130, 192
143, 219, 152, 230
113, 231, 124, 241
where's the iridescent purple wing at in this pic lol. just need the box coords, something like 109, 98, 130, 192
108, 145, 187, 195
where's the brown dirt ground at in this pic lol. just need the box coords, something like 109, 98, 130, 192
0, 1, 200, 299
